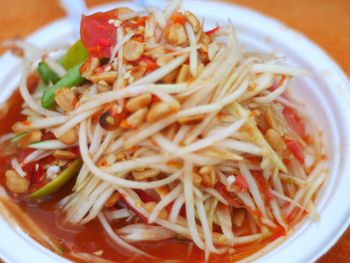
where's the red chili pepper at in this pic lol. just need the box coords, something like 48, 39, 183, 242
17, 149, 35, 163
23, 162, 44, 185
205, 26, 220, 36
135, 190, 158, 203
286, 140, 305, 165
41, 132, 56, 141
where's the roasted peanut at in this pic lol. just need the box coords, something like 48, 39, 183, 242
90, 71, 118, 85
126, 94, 152, 112
165, 23, 188, 46
184, 11, 201, 33
58, 128, 78, 145
144, 201, 168, 219
146, 102, 176, 123
123, 40, 144, 61
5, 170, 30, 194
176, 64, 190, 83
55, 88, 77, 112
121, 108, 147, 129
53, 150, 78, 160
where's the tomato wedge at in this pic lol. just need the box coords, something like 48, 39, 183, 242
80, 9, 119, 58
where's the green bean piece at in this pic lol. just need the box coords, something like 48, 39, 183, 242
41, 62, 85, 109
30, 158, 83, 199
37, 62, 60, 84
63, 40, 88, 70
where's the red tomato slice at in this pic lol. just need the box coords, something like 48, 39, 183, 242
80, 9, 119, 58
286, 140, 305, 164
283, 106, 305, 138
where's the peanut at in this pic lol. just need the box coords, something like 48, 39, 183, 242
90, 71, 118, 85
121, 108, 147, 129
55, 88, 77, 112
126, 94, 152, 112
123, 40, 144, 61
5, 170, 30, 194
58, 128, 78, 145
146, 102, 176, 123
53, 150, 78, 160
165, 23, 188, 46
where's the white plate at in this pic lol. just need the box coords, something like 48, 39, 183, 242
1, 1, 350, 262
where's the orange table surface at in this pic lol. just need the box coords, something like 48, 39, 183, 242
0, 0, 349, 262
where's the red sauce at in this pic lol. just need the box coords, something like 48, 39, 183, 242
0, 86, 284, 262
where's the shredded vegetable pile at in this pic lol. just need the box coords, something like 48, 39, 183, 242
0, 1, 327, 261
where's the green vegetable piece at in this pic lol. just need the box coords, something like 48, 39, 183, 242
11, 132, 29, 143
41, 62, 85, 109
30, 158, 83, 199
37, 62, 60, 84
63, 40, 88, 70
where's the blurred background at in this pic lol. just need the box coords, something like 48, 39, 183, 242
0, 0, 349, 262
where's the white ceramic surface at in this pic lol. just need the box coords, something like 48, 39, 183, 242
1, 1, 350, 262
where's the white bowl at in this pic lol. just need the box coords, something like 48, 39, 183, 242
1, 1, 350, 262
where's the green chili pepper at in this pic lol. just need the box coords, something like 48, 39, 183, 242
30, 158, 82, 199
37, 62, 60, 84
63, 40, 88, 70
41, 62, 85, 109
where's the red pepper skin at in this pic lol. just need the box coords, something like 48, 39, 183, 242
205, 26, 220, 36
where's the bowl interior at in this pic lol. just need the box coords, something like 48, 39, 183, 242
1, 1, 350, 263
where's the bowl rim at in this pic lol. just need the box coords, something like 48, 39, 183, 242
1, 1, 350, 262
